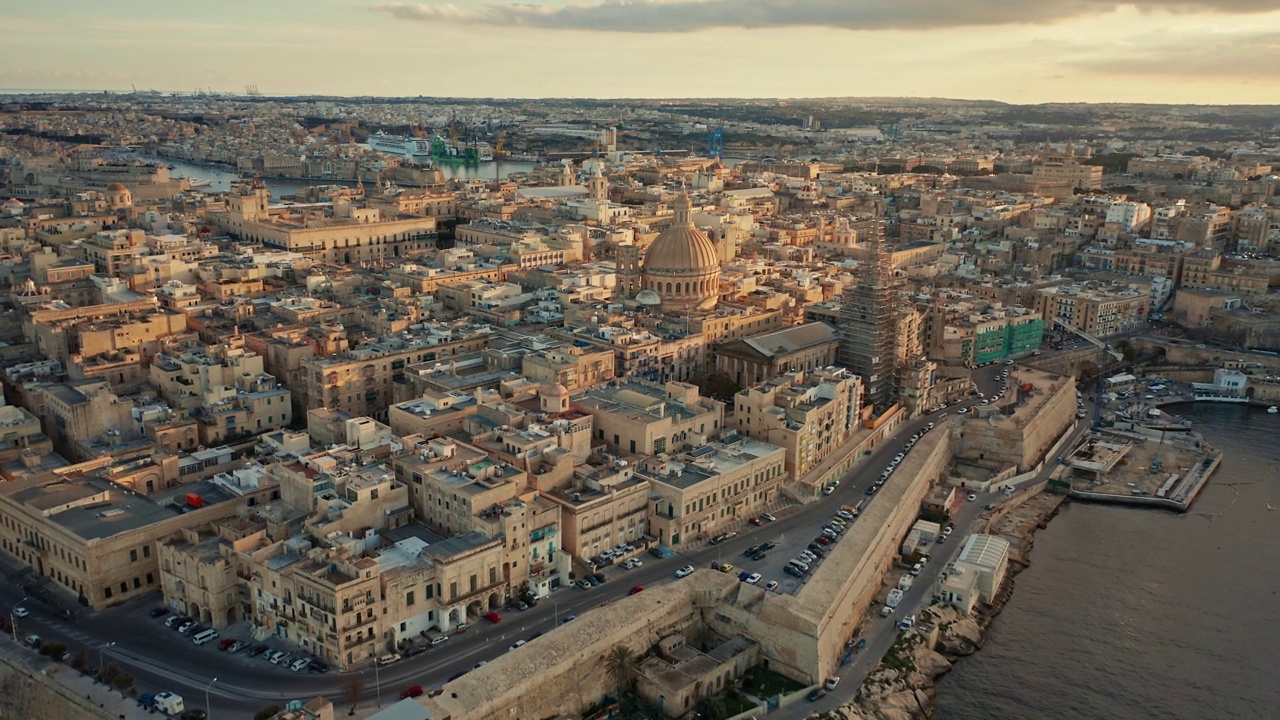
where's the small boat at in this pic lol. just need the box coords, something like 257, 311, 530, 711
1269, 406, 1278, 414
187, 178, 212, 188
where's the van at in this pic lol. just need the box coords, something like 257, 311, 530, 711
191, 628, 219, 646
788, 559, 810, 572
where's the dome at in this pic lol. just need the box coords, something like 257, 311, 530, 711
643, 195, 719, 273
640, 193, 721, 312
4, 198, 23, 206
106, 182, 128, 192
540, 381, 569, 397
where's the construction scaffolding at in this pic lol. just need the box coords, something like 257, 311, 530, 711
837, 219, 902, 410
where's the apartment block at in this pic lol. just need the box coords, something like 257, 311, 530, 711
732, 367, 862, 481
302, 324, 492, 421
641, 433, 786, 548
576, 380, 724, 458
1034, 282, 1150, 338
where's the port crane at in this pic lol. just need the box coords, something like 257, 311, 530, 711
1055, 318, 1124, 429
705, 124, 724, 159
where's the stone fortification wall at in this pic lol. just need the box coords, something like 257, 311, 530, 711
424, 583, 704, 720
0, 652, 115, 720
703, 431, 951, 685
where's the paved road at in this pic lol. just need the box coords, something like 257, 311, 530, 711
0, 363, 1019, 718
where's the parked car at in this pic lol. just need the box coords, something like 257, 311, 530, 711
592, 572, 607, 584
290, 657, 310, 672
484, 611, 501, 624
783, 565, 804, 578
578, 579, 592, 589
675, 565, 695, 578
628, 585, 645, 596
217, 638, 235, 651
716, 562, 734, 574
744, 573, 761, 584
825, 676, 841, 691
377, 653, 401, 666
747, 516, 763, 526
24, 634, 40, 648
149, 607, 168, 619
807, 688, 827, 702
765, 580, 779, 590
561, 614, 576, 624
814, 536, 831, 546
760, 541, 777, 551
247, 645, 269, 657
401, 685, 425, 699
165, 615, 182, 628
177, 620, 198, 634
760, 513, 776, 522
307, 659, 330, 673
508, 640, 527, 652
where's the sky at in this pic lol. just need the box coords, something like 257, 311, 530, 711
3, 0, 1280, 104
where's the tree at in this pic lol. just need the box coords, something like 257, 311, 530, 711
71, 647, 88, 671
604, 644, 639, 696
697, 370, 741, 404
343, 677, 365, 716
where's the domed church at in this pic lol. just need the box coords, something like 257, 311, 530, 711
641, 194, 721, 312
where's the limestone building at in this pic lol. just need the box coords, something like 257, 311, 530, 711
641, 432, 786, 547
714, 322, 840, 390
576, 380, 724, 458
732, 367, 862, 481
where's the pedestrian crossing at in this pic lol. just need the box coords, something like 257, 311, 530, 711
31, 614, 95, 644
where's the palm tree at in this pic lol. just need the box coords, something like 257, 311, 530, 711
604, 644, 639, 696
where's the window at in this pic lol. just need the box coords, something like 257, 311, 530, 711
406, 591, 415, 607
143, 545, 150, 558
120, 582, 128, 594
130, 549, 138, 562
105, 587, 112, 599
146, 573, 154, 584
133, 577, 141, 589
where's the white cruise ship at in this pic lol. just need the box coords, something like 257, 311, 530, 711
366, 132, 434, 165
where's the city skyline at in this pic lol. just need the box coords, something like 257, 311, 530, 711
4, 1, 1280, 104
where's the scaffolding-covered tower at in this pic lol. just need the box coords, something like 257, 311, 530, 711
837, 219, 901, 411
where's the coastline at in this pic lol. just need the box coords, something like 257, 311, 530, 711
822, 491, 1068, 720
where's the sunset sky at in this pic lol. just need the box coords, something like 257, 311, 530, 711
4, 1, 1279, 103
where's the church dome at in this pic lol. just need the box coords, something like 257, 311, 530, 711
641, 193, 721, 312
106, 182, 128, 192
643, 195, 719, 274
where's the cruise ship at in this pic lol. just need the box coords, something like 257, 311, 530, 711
366, 132, 435, 165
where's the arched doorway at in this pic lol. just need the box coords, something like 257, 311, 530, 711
226, 607, 237, 626
488, 592, 501, 610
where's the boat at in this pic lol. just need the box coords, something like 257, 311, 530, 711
187, 178, 212, 188
366, 131, 435, 166
1269, 406, 1278, 414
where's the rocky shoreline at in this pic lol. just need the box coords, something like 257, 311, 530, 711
814, 492, 1068, 720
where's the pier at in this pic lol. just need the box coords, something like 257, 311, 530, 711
1062, 430, 1222, 512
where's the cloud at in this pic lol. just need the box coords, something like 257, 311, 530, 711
1070, 30, 1280, 77
369, 1, 1280, 33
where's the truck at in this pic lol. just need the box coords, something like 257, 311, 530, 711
153, 691, 184, 715
886, 588, 904, 609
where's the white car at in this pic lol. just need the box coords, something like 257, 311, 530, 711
745, 573, 762, 584
508, 640, 527, 652
967, 493, 978, 502
765, 580, 779, 590
12, 607, 28, 619
760, 513, 776, 522
957, 408, 969, 414
675, 565, 695, 578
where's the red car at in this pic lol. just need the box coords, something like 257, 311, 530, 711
814, 536, 832, 545
484, 611, 501, 624
401, 685, 424, 699
747, 517, 763, 526
628, 585, 645, 596
217, 638, 236, 651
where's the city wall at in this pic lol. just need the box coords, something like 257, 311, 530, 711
0, 651, 116, 720
705, 431, 950, 684
425, 585, 703, 720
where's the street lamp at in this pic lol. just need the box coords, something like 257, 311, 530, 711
553, 599, 558, 627
203, 677, 217, 719
374, 656, 382, 708
97, 641, 116, 678
9, 598, 28, 643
